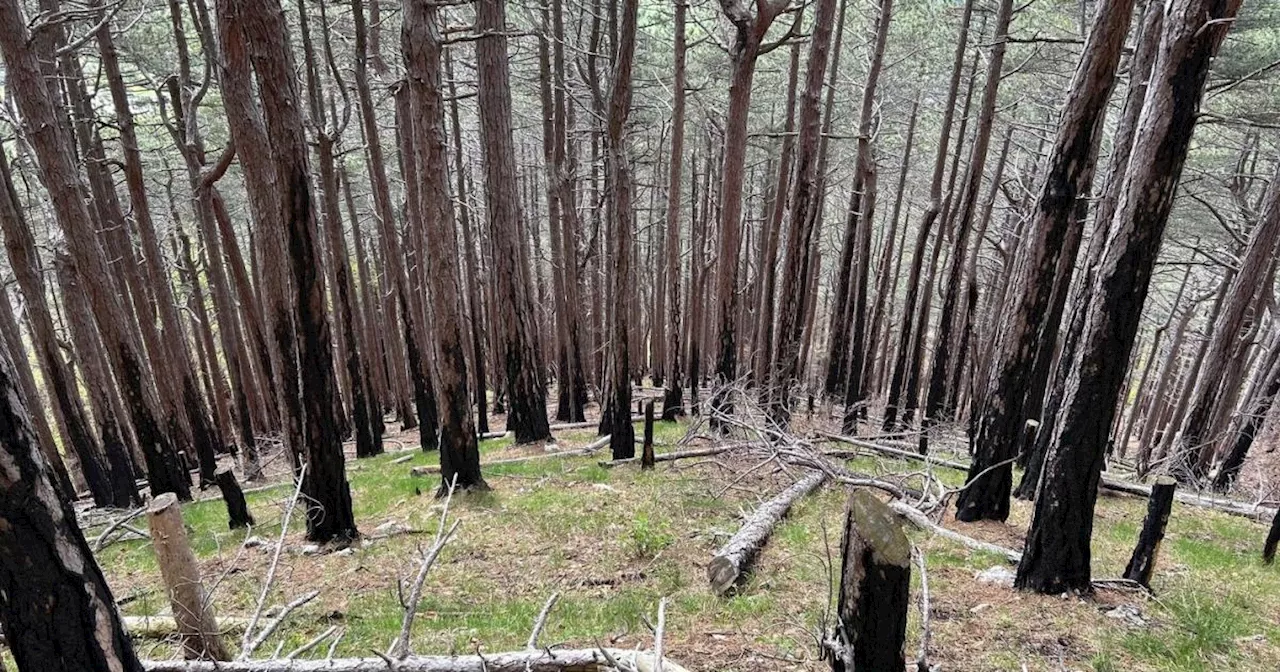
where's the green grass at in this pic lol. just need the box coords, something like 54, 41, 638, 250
86, 421, 1280, 670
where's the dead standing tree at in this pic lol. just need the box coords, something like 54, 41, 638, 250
219, 0, 358, 544
404, 0, 487, 492
604, 0, 640, 461
0, 0, 192, 500
0, 329, 145, 672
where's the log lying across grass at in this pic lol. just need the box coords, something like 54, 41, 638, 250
820, 431, 1279, 522
409, 435, 612, 476
599, 445, 731, 468
708, 469, 827, 595
142, 649, 690, 672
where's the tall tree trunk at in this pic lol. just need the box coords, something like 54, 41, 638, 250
1016, 0, 1163, 498
1176, 168, 1280, 480
96, 4, 225, 490
221, 0, 358, 543
661, 0, 689, 421
709, 0, 793, 420
956, 0, 1133, 521
1016, 0, 1240, 593
605, 0, 640, 460
403, 0, 486, 491
0, 149, 133, 507
766, 0, 837, 425
922, 0, 1015, 433
883, 0, 974, 430
476, 0, 552, 443
353, 0, 416, 428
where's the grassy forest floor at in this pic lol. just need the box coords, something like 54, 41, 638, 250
72, 410, 1280, 671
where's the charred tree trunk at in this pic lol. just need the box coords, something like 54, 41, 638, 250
404, 0, 486, 492
215, 467, 255, 529
709, 0, 793, 421
883, 0, 973, 430
830, 490, 911, 672
0, 327, 143, 672
766, 0, 837, 425
221, 0, 358, 544
957, 0, 1134, 521
476, 0, 552, 444
0, 0, 190, 500
1016, 0, 1239, 593
660, 0, 689, 421
1122, 476, 1175, 588
604, 0, 639, 460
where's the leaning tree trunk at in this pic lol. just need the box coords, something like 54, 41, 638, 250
956, 0, 1135, 521
0, 311, 143, 671
1176, 165, 1280, 481
0, 0, 191, 500
404, 0, 486, 492
883, 0, 973, 431
1016, 0, 1240, 594
476, 0, 552, 444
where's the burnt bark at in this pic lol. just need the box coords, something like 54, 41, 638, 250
660, 0, 689, 422
215, 467, 255, 529
476, 0, 552, 444
404, 0, 486, 492
1122, 476, 1175, 588
830, 490, 910, 672
0, 329, 143, 672
0, 0, 190, 500
957, 0, 1134, 521
1016, 0, 1239, 593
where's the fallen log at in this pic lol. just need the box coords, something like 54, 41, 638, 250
124, 615, 250, 637
889, 502, 1022, 564
548, 416, 644, 432
820, 431, 1279, 523
708, 469, 827, 595
142, 649, 690, 672
598, 445, 731, 468
410, 436, 612, 476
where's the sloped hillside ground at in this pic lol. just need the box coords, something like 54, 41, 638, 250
65, 414, 1280, 671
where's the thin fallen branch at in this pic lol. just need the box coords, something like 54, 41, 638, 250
708, 469, 828, 595
241, 466, 306, 659
142, 649, 692, 671
914, 548, 931, 672
821, 431, 1280, 523
653, 598, 668, 672
392, 477, 460, 659
598, 445, 734, 468
889, 502, 1022, 564
526, 593, 559, 650
92, 506, 148, 550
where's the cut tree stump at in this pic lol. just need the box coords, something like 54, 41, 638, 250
215, 467, 255, 529
1265, 505, 1280, 564
708, 469, 826, 595
147, 493, 230, 661
831, 490, 911, 672
1122, 476, 1175, 587
641, 401, 656, 470
141, 648, 692, 671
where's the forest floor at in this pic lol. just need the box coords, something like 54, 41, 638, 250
82, 405, 1280, 671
